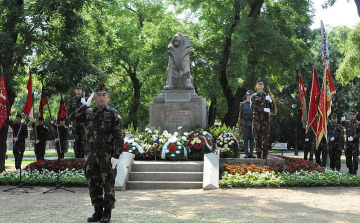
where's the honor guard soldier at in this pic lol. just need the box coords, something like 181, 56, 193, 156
68, 84, 86, 158
250, 78, 275, 159
328, 113, 344, 171
341, 108, 360, 174
239, 89, 255, 158
32, 117, 49, 161
51, 118, 69, 160
71, 82, 124, 223
303, 128, 315, 162
11, 114, 28, 169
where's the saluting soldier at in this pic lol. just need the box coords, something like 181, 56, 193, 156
239, 89, 255, 158
328, 113, 344, 171
11, 114, 28, 169
52, 118, 69, 160
303, 128, 315, 162
68, 84, 86, 158
71, 83, 124, 223
341, 108, 360, 175
32, 117, 49, 161
250, 78, 275, 159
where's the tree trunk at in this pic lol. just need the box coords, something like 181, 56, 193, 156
355, 0, 360, 17
126, 68, 142, 129
208, 97, 217, 127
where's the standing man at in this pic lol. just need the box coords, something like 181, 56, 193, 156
328, 113, 344, 171
315, 136, 327, 167
11, 114, 28, 169
33, 117, 49, 161
251, 78, 275, 159
71, 83, 124, 223
239, 90, 255, 158
303, 128, 315, 162
68, 84, 86, 158
341, 108, 360, 175
52, 118, 69, 160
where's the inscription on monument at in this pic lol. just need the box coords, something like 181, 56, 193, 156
164, 110, 190, 125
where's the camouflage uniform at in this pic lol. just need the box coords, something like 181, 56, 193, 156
33, 121, 49, 161
53, 123, 69, 160
71, 84, 124, 211
68, 95, 86, 158
251, 90, 274, 158
327, 120, 344, 171
341, 115, 360, 174
12, 122, 28, 169
315, 137, 327, 167
303, 128, 314, 162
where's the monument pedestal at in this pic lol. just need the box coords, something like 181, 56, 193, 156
149, 89, 207, 134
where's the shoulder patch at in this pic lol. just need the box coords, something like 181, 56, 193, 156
116, 113, 122, 120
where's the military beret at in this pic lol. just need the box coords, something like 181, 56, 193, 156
16, 113, 22, 118
256, 78, 264, 84
246, 90, 253, 95
331, 113, 337, 118
60, 117, 66, 121
39, 117, 44, 121
94, 82, 110, 94
350, 108, 357, 115
75, 83, 82, 89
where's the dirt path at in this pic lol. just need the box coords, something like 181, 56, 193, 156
1, 186, 360, 223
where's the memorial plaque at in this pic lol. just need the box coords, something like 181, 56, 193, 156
164, 110, 190, 125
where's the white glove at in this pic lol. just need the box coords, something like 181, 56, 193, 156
50, 120, 54, 124
69, 124, 72, 128
330, 137, 335, 142
348, 136, 354, 142
9, 116, 12, 121
264, 108, 270, 113
80, 97, 86, 105
111, 157, 119, 169
341, 116, 346, 122
84, 92, 94, 107
55, 138, 59, 142
265, 95, 272, 103
31, 118, 36, 123
305, 138, 309, 142
35, 140, 40, 144
13, 137, 18, 142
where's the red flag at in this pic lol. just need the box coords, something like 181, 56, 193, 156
57, 95, 67, 124
306, 68, 320, 132
23, 70, 34, 121
39, 86, 48, 117
0, 73, 9, 130
299, 74, 307, 126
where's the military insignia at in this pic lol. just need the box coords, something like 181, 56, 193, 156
116, 113, 121, 120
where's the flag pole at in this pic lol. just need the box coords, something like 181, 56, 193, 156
30, 68, 38, 142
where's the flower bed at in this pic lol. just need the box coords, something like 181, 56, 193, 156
25, 159, 85, 172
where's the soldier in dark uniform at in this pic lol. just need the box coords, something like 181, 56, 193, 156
68, 84, 86, 158
71, 83, 124, 223
52, 118, 69, 160
11, 114, 28, 169
250, 78, 275, 159
32, 117, 49, 161
328, 113, 344, 171
341, 108, 360, 174
303, 128, 315, 162
315, 136, 327, 167
239, 89, 255, 158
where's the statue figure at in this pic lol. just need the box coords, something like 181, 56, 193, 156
164, 33, 194, 90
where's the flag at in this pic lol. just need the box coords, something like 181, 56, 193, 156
23, 69, 34, 122
39, 85, 48, 117
57, 95, 67, 124
299, 74, 307, 127
0, 73, 9, 130
321, 20, 330, 69
306, 68, 320, 132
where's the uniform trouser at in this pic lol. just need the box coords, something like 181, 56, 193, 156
73, 125, 85, 158
253, 115, 269, 156
315, 143, 327, 167
345, 142, 359, 172
328, 143, 341, 170
13, 142, 25, 169
56, 142, 67, 160
34, 142, 46, 161
242, 125, 254, 156
85, 146, 116, 209
303, 143, 314, 162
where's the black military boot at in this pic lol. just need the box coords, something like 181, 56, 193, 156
348, 166, 353, 174
353, 166, 357, 175
100, 208, 111, 223
87, 206, 103, 222
336, 167, 340, 172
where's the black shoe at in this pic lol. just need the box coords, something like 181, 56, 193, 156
250, 154, 256, 158
262, 154, 267, 159
336, 168, 340, 172
257, 154, 261, 159
348, 166, 353, 174
100, 208, 111, 223
87, 206, 103, 222
244, 155, 250, 158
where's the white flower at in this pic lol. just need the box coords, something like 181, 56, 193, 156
159, 139, 166, 143
178, 126, 182, 129
165, 149, 169, 153
132, 147, 136, 150
230, 140, 234, 144
171, 154, 175, 157
182, 136, 187, 141
163, 130, 168, 135
184, 132, 189, 136
219, 142, 223, 145
145, 128, 149, 131
174, 132, 178, 137
177, 142, 181, 145
129, 150, 133, 153
139, 135, 143, 139
154, 130, 159, 134
224, 144, 228, 148
148, 129, 152, 134
178, 146, 182, 149
176, 151, 180, 154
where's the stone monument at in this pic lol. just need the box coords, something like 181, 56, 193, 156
149, 33, 207, 134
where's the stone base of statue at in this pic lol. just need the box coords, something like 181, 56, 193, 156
149, 89, 207, 134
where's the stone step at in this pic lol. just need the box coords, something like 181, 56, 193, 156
131, 161, 204, 172
126, 181, 203, 190
129, 172, 203, 181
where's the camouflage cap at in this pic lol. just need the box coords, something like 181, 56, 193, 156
39, 116, 44, 121
16, 113, 22, 118
331, 113, 337, 118
94, 82, 110, 94
246, 89, 253, 95
75, 83, 82, 89
256, 78, 264, 84
350, 108, 357, 115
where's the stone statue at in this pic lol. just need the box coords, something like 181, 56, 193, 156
164, 33, 194, 90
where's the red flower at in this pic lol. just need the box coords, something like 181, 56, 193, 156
200, 144, 205, 148
123, 145, 129, 151
169, 144, 177, 151
194, 144, 199, 149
